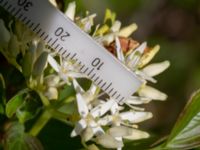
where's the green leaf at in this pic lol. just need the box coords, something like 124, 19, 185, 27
16, 92, 42, 123
0, 73, 6, 114
162, 90, 200, 149
6, 89, 29, 118
0, 104, 4, 114
4, 122, 43, 150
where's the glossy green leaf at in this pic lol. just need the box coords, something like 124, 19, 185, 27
162, 90, 200, 149
16, 93, 42, 124
6, 89, 29, 118
4, 122, 43, 150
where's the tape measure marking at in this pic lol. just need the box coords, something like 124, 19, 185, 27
0, 0, 142, 103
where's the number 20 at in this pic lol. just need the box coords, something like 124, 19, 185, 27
55, 27, 70, 41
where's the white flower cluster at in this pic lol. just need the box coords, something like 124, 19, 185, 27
47, 1, 170, 149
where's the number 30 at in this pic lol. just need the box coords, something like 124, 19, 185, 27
18, 0, 33, 11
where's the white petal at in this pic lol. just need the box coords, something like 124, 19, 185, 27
135, 70, 157, 83
96, 134, 124, 149
72, 79, 85, 94
81, 14, 97, 23
44, 87, 58, 100
65, 1, 76, 20
48, 55, 60, 72
67, 71, 87, 78
125, 96, 152, 105
92, 126, 104, 136
111, 20, 121, 32
98, 116, 113, 126
71, 119, 87, 137
115, 37, 125, 62
118, 23, 137, 37
116, 137, 123, 150
142, 61, 170, 77
81, 14, 96, 32
88, 84, 98, 96
120, 111, 153, 123
81, 127, 94, 142
76, 92, 89, 117
138, 85, 167, 101
88, 144, 99, 150
123, 129, 149, 140
45, 75, 60, 86
139, 45, 160, 68
126, 42, 146, 68
108, 126, 133, 137
99, 33, 115, 45
110, 101, 119, 114
49, 0, 57, 7
91, 99, 115, 118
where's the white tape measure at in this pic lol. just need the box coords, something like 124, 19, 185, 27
0, 0, 142, 103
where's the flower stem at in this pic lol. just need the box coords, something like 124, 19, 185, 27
29, 110, 51, 136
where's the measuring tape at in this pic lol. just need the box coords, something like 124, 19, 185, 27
0, 0, 142, 103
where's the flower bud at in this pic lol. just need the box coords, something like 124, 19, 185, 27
44, 87, 58, 100
0, 19, 10, 44
118, 23, 138, 38
32, 52, 48, 77
88, 144, 99, 150
22, 51, 34, 78
143, 61, 170, 77
138, 45, 160, 68
96, 134, 123, 149
123, 129, 149, 140
81, 127, 94, 142
8, 35, 19, 58
138, 85, 167, 101
108, 126, 133, 137
36, 41, 45, 59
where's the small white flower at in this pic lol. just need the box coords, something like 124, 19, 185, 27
48, 55, 86, 84
71, 79, 104, 141
80, 14, 97, 33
